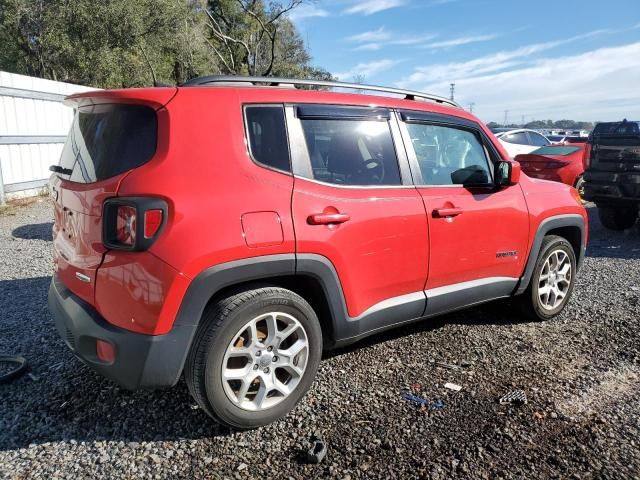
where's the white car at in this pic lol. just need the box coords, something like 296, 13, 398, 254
491, 128, 550, 158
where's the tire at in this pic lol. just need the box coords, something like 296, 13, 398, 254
518, 235, 577, 321
184, 286, 322, 429
574, 175, 585, 200
597, 205, 638, 231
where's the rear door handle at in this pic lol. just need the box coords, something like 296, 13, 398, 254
433, 207, 463, 218
307, 213, 351, 225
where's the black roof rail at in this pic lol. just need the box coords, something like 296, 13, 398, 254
181, 75, 460, 108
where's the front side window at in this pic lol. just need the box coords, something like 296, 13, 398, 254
406, 123, 492, 186
528, 132, 549, 146
299, 118, 401, 186
245, 106, 291, 172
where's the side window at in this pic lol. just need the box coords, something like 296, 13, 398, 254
528, 132, 549, 147
406, 123, 492, 186
501, 132, 528, 145
245, 106, 290, 172
299, 117, 402, 186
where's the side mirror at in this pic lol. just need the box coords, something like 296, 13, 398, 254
495, 160, 520, 187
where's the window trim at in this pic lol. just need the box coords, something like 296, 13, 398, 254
397, 110, 499, 188
242, 103, 293, 176
287, 104, 414, 188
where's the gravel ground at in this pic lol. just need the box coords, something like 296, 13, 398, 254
1, 198, 639, 479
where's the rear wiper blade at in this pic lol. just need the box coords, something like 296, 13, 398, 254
49, 165, 72, 175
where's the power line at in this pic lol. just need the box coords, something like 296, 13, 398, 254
503, 109, 509, 126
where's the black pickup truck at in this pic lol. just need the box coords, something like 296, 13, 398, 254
583, 120, 640, 230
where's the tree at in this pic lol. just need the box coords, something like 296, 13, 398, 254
0, 0, 331, 87
204, 0, 332, 81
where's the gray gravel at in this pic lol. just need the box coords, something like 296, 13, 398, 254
1, 197, 640, 479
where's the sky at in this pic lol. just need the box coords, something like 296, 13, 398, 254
289, 0, 640, 124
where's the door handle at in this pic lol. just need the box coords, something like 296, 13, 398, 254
433, 207, 463, 218
307, 213, 351, 225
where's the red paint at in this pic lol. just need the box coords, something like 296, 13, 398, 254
50, 85, 586, 335
516, 144, 586, 188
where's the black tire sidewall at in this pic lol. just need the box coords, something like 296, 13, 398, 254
529, 238, 577, 320
202, 291, 322, 429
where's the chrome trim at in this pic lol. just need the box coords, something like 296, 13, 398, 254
75, 272, 91, 283
352, 291, 426, 321
426, 277, 518, 297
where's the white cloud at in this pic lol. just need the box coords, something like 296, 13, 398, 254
288, 4, 330, 21
347, 27, 391, 43
334, 59, 402, 81
344, 0, 406, 15
398, 30, 608, 86
421, 34, 498, 49
411, 42, 640, 122
348, 27, 436, 51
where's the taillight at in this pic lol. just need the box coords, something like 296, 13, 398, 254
103, 197, 167, 251
545, 161, 569, 169
583, 143, 592, 169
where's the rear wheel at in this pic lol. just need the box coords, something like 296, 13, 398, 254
185, 287, 322, 429
574, 175, 585, 200
597, 205, 638, 231
518, 235, 576, 321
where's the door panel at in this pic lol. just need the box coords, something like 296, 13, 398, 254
293, 179, 429, 317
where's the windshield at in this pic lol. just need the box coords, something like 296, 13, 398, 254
531, 146, 581, 156
57, 104, 157, 183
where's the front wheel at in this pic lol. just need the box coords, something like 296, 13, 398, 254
184, 287, 322, 429
518, 235, 577, 321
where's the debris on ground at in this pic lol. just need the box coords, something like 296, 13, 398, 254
0, 355, 28, 384
304, 433, 327, 464
499, 390, 528, 405
444, 382, 462, 392
434, 361, 461, 370
400, 392, 429, 407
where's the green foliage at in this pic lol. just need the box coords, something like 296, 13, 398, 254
0, 0, 331, 88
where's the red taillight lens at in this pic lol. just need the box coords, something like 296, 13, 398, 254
103, 198, 167, 251
115, 206, 137, 246
96, 340, 115, 363
144, 209, 163, 238
583, 143, 592, 169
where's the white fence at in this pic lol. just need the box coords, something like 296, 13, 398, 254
0, 71, 95, 203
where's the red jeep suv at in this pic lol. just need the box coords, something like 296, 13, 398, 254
48, 76, 587, 428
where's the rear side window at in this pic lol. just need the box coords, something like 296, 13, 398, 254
299, 118, 401, 186
59, 104, 157, 183
527, 132, 549, 147
245, 106, 291, 172
501, 132, 529, 145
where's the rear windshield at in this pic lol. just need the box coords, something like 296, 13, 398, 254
531, 146, 581, 156
57, 104, 157, 183
592, 121, 640, 136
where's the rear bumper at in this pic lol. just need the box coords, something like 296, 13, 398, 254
48, 274, 196, 390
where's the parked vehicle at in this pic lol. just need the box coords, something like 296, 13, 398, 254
583, 119, 640, 230
547, 135, 588, 145
48, 76, 587, 429
515, 145, 586, 196
491, 128, 551, 157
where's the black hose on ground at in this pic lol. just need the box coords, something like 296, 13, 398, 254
0, 355, 28, 384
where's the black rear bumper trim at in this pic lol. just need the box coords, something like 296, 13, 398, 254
48, 274, 196, 390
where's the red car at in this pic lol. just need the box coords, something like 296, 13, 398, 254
516, 144, 587, 196
48, 76, 587, 429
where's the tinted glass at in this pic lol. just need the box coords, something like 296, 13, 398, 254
245, 106, 290, 172
528, 132, 549, 146
531, 146, 581, 156
58, 104, 157, 183
564, 137, 587, 144
501, 132, 529, 144
300, 119, 401, 186
592, 121, 640, 136
406, 123, 492, 185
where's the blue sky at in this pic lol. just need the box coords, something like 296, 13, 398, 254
289, 0, 640, 123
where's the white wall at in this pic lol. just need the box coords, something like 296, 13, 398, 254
0, 71, 95, 200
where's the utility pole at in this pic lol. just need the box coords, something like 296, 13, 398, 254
503, 110, 509, 127
449, 83, 455, 102
468, 102, 475, 114
521, 115, 525, 126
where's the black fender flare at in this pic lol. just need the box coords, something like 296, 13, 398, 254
514, 214, 586, 295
